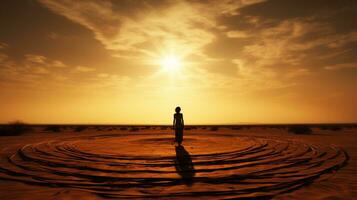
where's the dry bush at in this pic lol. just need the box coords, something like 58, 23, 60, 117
44, 125, 61, 132
130, 127, 140, 132
0, 121, 31, 136
232, 126, 242, 130
75, 126, 87, 132
210, 126, 219, 131
244, 126, 252, 129
288, 125, 312, 134
140, 126, 150, 130
319, 125, 342, 131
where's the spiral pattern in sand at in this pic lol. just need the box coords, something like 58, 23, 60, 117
0, 133, 348, 199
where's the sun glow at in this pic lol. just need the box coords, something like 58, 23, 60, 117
160, 55, 182, 71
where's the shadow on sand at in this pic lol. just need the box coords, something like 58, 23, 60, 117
174, 145, 195, 186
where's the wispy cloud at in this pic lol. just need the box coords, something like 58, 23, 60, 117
25, 54, 47, 64
226, 30, 250, 38
73, 66, 95, 72
36, 0, 357, 93
0, 51, 99, 89
324, 63, 357, 70
0, 42, 8, 49
38, 0, 264, 58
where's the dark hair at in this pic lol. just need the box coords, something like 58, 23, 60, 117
175, 106, 181, 113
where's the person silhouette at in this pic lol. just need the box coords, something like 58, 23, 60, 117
173, 106, 184, 145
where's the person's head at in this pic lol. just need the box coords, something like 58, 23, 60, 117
175, 106, 181, 113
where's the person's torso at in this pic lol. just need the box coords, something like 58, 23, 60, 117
174, 113, 183, 126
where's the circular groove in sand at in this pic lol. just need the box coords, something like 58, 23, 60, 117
0, 134, 348, 199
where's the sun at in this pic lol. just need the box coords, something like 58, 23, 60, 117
160, 55, 181, 71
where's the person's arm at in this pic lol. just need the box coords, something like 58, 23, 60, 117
181, 114, 184, 127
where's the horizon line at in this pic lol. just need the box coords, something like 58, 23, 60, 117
2, 122, 357, 126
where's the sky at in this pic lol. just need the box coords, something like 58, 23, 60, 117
0, 0, 356, 124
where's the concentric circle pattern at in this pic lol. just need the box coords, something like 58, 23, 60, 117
0, 134, 348, 199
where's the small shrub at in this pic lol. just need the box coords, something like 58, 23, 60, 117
320, 125, 342, 131
130, 127, 140, 132
75, 126, 87, 132
0, 121, 30, 136
288, 125, 312, 134
232, 126, 242, 130
244, 126, 252, 129
345, 125, 356, 129
210, 126, 219, 131
44, 125, 61, 132
120, 127, 128, 130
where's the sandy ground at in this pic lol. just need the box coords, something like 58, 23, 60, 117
0, 126, 355, 199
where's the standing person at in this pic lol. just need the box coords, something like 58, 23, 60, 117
173, 106, 184, 145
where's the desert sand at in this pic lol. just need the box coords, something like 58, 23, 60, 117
0, 126, 355, 199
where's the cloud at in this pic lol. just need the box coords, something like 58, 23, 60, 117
239, 19, 331, 65
219, 19, 316, 88
224, 15, 357, 84
38, 0, 120, 40
0, 42, 8, 49
38, 0, 295, 93
97, 73, 109, 78
0, 52, 93, 88
0, 53, 8, 63
25, 54, 47, 64
24, 54, 67, 68
325, 32, 357, 48
0, 50, 132, 92
73, 66, 95, 72
52, 60, 67, 68
324, 63, 357, 70
226, 30, 250, 38
38, 0, 264, 58
36, 0, 357, 93
0, 53, 64, 86
285, 68, 310, 78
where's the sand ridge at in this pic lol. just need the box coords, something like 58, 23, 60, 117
0, 133, 348, 199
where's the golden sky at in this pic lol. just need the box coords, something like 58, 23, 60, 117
0, 0, 356, 124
